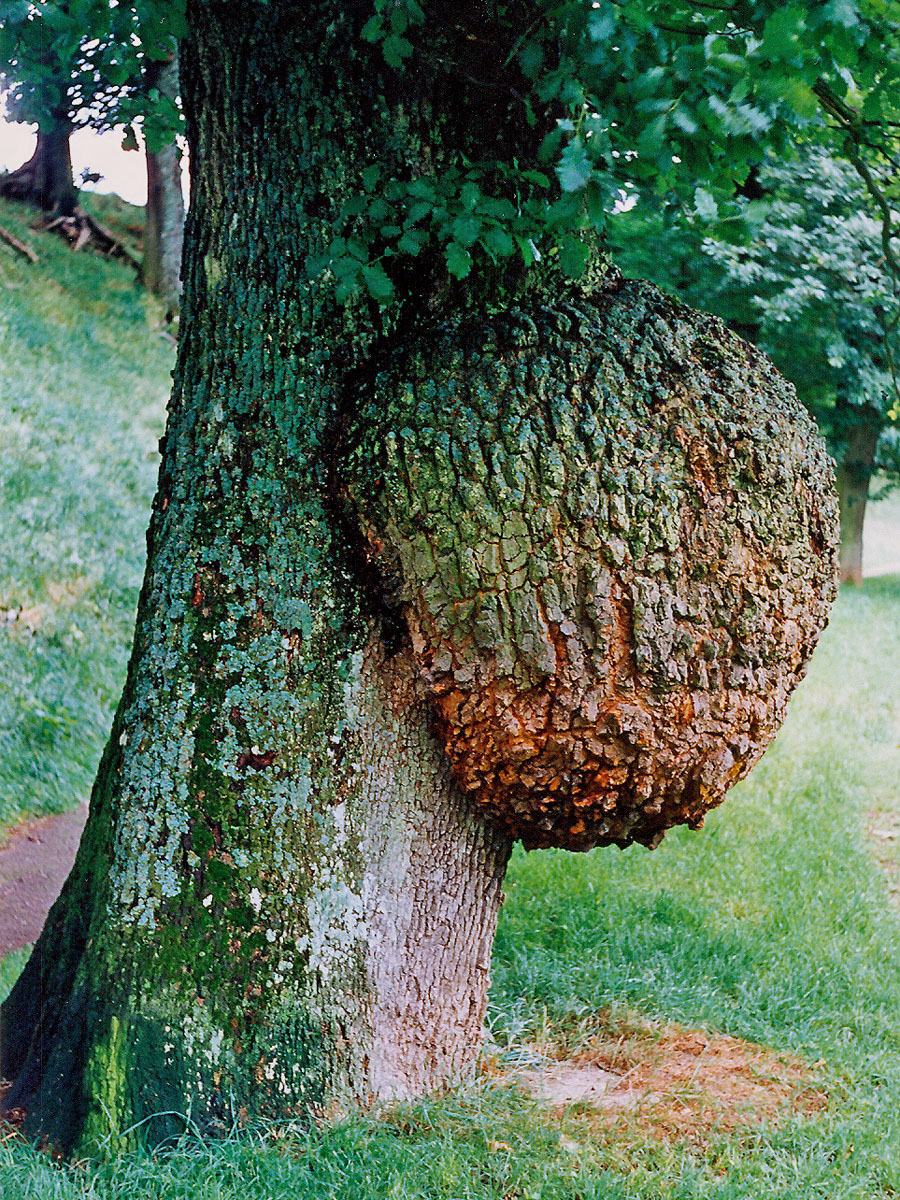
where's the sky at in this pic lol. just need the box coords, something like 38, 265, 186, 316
0, 115, 163, 207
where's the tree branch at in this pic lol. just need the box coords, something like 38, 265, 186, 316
0, 224, 38, 263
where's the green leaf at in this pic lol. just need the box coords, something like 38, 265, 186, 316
637, 113, 668, 158
479, 197, 516, 220
557, 141, 592, 193
361, 15, 383, 42
0, 1, 30, 23
693, 187, 718, 221
406, 199, 433, 224
588, 10, 617, 42
304, 253, 329, 280
362, 263, 394, 301
382, 34, 413, 67
335, 280, 360, 304
823, 0, 858, 28
519, 41, 544, 79
558, 237, 591, 277
761, 7, 806, 60
451, 214, 481, 247
361, 164, 381, 192
389, 6, 408, 35
446, 242, 473, 278
460, 181, 481, 210
480, 226, 515, 259
397, 229, 427, 255
515, 235, 541, 265
671, 107, 699, 136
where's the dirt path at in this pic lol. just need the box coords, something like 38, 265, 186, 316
0, 805, 87, 958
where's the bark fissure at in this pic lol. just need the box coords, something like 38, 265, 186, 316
2, 2, 524, 1153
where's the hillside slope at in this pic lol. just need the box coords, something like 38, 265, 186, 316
0, 196, 172, 834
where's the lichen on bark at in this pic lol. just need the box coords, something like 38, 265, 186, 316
340, 270, 840, 851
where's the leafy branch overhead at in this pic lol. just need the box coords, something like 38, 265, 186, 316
4, 1, 898, 304
0, 0, 186, 151
336, 0, 900, 302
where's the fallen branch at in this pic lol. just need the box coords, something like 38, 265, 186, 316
40, 208, 142, 270
81, 210, 142, 270
0, 224, 38, 263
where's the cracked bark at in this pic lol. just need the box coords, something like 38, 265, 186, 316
1, 0, 838, 1155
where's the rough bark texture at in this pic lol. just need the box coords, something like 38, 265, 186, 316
1, 2, 521, 1155
1, 0, 838, 1156
836, 412, 880, 586
341, 281, 840, 851
143, 54, 185, 319
0, 119, 78, 216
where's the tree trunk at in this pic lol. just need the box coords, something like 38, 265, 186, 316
143, 53, 185, 319
0, 2, 839, 1157
0, 117, 77, 216
836, 411, 881, 586
1, 2, 527, 1156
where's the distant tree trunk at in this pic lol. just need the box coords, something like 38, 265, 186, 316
0, 116, 77, 215
836, 409, 881, 586
143, 53, 184, 318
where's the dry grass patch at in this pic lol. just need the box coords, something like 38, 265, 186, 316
495, 1016, 826, 1151
3, 575, 95, 635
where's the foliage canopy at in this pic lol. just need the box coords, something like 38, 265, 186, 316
4, 1, 900, 301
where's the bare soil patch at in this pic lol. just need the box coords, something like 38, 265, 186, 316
494, 1017, 826, 1149
867, 806, 900, 906
0, 805, 87, 958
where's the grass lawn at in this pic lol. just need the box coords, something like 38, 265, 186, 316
0, 195, 170, 835
2, 194, 900, 1197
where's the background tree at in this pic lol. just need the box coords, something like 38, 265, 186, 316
133, 47, 184, 316
0, 0, 138, 212
0, 0, 185, 307
609, 148, 900, 584
5, 0, 891, 1157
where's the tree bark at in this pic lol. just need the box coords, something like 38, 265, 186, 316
1, 1, 525, 1156
0, 1, 838, 1157
143, 53, 185, 319
0, 117, 77, 216
836, 410, 880, 586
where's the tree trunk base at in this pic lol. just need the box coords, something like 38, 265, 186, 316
0, 128, 78, 217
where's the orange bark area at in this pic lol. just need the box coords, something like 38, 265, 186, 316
345, 281, 839, 853
421, 628, 763, 851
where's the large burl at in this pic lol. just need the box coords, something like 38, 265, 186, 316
340, 272, 839, 851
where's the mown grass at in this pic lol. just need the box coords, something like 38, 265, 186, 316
2, 195, 900, 1196
0, 195, 170, 834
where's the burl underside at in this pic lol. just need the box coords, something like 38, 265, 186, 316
342, 275, 839, 851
